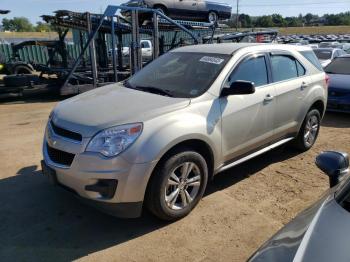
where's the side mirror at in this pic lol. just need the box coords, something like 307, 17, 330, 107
221, 80, 255, 97
316, 151, 349, 187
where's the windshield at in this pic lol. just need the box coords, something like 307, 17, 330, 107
126, 52, 230, 98
314, 49, 332, 60
325, 57, 350, 75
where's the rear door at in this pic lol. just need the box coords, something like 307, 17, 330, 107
220, 53, 277, 162
269, 52, 310, 139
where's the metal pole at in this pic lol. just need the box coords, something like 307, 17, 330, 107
87, 12, 98, 87
62, 5, 119, 89
116, 16, 123, 71
135, 11, 142, 70
131, 10, 137, 74
152, 12, 159, 60
236, 0, 239, 31
110, 16, 117, 82
131, 10, 141, 74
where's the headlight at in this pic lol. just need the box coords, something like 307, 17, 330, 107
86, 123, 143, 157
0, 64, 4, 70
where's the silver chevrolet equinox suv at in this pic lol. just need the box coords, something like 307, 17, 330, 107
42, 43, 327, 221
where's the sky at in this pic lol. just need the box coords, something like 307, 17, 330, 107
1, 0, 350, 23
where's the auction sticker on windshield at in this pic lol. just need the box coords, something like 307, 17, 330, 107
200, 56, 224, 65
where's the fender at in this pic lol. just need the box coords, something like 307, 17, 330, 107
122, 108, 222, 168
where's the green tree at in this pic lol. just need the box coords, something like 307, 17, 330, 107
255, 15, 274, 27
304, 13, 313, 24
239, 14, 252, 28
35, 22, 52, 32
285, 17, 303, 27
2, 17, 34, 32
271, 14, 286, 27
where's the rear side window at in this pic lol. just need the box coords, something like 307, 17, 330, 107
296, 60, 306, 76
325, 57, 350, 75
271, 55, 298, 82
228, 56, 268, 87
300, 50, 324, 71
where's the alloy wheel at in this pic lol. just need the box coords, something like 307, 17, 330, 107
165, 162, 201, 210
304, 115, 319, 146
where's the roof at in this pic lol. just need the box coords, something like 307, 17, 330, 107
171, 43, 312, 55
171, 43, 261, 55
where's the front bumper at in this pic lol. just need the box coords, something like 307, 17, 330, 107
42, 125, 157, 218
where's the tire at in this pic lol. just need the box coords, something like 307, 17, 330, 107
146, 149, 208, 221
208, 11, 218, 23
293, 109, 321, 151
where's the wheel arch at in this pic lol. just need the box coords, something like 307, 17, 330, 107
9, 62, 34, 74
309, 99, 325, 118
153, 4, 168, 14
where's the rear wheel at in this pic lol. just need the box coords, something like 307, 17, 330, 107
146, 149, 208, 221
294, 109, 321, 151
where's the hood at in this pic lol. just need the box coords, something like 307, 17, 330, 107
249, 179, 350, 262
52, 83, 190, 137
248, 189, 333, 262
328, 74, 350, 91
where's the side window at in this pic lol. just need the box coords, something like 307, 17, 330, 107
271, 55, 298, 82
141, 41, 150, 48
228, 56, 268, 87
296, 60, 306, 76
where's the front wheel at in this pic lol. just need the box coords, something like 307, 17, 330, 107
293, 109, 321, 151
146, 149, 208, 221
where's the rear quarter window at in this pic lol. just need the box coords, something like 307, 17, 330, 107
300, 50, 324, 71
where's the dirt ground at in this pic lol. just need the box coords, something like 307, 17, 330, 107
0, 97, 349, 262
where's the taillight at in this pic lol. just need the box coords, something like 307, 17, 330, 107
325, 74, 330, 88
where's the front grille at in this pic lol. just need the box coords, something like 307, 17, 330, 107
50, 121, 82, 142
46, 143, 75, 166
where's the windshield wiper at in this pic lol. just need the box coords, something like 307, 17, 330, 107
134, 86, 174, 97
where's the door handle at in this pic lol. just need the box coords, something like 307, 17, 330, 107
301, 82, 309, 90
264, 94, 274, 103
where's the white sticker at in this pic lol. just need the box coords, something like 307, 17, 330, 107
199, 56, 224, 65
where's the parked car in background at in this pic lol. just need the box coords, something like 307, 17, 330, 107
325, 55, 350, 113
42, 44, 327, 221
313, 48, 347, 67
108, 39, 153, 64
121, 0, 232, 24
249, 151, 350, 262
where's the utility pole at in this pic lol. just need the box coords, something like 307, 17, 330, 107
236, 0, 239, 31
